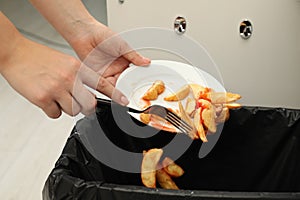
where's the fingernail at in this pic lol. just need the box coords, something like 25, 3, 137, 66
121, 96, 129, 105
142, 57, 151, 64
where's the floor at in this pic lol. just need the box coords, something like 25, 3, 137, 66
0, 1, 106, 199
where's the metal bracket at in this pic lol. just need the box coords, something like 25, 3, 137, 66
239, 19, 253, 39
174, 16, 187, 35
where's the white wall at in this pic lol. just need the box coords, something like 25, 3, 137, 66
83, 0, 107, 25
107, 0, 300, 109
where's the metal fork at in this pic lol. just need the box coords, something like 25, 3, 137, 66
95, 97, 193, 134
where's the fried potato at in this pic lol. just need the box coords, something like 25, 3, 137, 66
178, 102, 198, 139
208, 92, 241, 104
224, 102, 242, 109
202, 108, 217, 133
162, 157, 184, 177
154, 80, 165, 94
215, 107, 230, 123
140, 113, 151, 124
149, 114, 178, 132
214, 104, 224, 116
140, 81, 241, 143
142, 80, 165, 100
189, 83, 207, 99
197, 99, 213, 110
141, 148, 163, 188
185, 97, 196, 117
194, 108, 208, 142
156, 167, 179, 190
164, 85, 190, 101
142, 87, 158, 101
225, 92, 242, 103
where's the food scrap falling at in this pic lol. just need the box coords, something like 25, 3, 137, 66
141, 148, 163, 188
140, 81, 242, 142
141, 148, 184, 190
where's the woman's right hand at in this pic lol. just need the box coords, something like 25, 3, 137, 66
0, 34, 129, 118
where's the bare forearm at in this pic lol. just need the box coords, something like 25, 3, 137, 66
0, 12, 23, 73
29, 0, 97, 43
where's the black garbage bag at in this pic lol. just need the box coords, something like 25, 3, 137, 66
43, 103, 300, 200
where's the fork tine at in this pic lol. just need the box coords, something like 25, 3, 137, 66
150, 105, 193, 133
166, 111, 193, 131
165, 114, 191, 131
164, 116, 187, 132
95, 97, 194, 133
165, 117, 190, 133
166, 118, 192, 135
166, 118, 191, 134
125, 103, 193, 134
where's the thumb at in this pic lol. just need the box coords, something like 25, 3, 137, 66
123, 50, 151, 66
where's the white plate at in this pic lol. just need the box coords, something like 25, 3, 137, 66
116, 60, 225, 129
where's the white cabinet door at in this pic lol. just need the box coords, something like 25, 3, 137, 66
107, 0, 300, 109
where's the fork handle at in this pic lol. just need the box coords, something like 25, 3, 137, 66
96, 97, 141, 113
95, 97, 129, 110
95, 97, 113, 106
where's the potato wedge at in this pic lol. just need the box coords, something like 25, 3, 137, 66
178, 102, 198, 139
141, 148, 163, 188
142, 87, 158, 101
188, 83, 207, 99
140, 113, 151, 124
197, 99, 213, 110
185, 97, 196, 117
225, 92, 241, 103
194, 108, 208, 142
214, 104, 224, 116
162, 157, 184, 177
154, 80, 165, 94
202, 108, 217, 133
156, 167, 179, 190
142, 80, 165, 100
164, 85, 190, 101
215, 107, 230, 123
224, 102, 242, 109
208, 92, 241, 104
156, 168, 179, 190
149, 115, 178, 133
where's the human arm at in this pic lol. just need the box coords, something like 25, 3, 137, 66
29, 0, 150, 84
0, 12, 127, 118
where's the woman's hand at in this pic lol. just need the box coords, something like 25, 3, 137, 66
69, 20, 150, 86
29, 0, 151, 86
1, 35, 128, 118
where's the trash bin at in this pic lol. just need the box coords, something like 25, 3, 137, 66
43, 102, 300, 200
